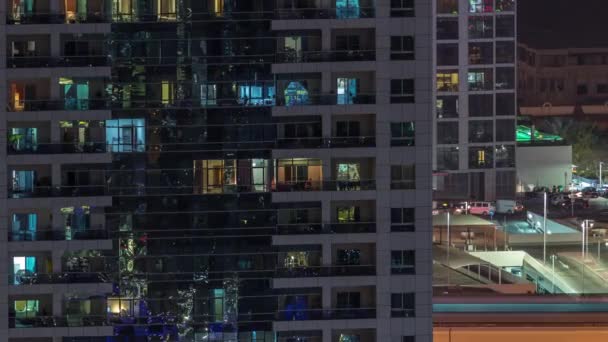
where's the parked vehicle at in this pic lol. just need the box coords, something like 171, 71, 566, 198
577, 187, 599, 199
496, 200, 518, 214
551, 194, 571, 206
560, 198, 589, 210
468, 202, 495, 215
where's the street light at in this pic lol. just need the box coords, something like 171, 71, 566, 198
581, 219, 594, 260
550, 254, 557, 294
543, 192, 547, 264
447, 211, 451, 286
600, 162, 605, 190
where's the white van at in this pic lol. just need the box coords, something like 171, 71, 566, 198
469, 202, 495, 215
496, 199, 517, 214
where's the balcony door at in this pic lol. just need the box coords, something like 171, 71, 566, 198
12, 213, 37, 241
336, 0, 360, 18
337, 78, 358, 104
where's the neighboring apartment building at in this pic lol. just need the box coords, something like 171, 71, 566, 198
518, 42, 608, 130
433, 0, 517, 201
0, 1, 433, 342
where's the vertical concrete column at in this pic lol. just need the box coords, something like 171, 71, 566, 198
322, 286, 332, 309
50, 120, 61, 143
322, 113, 332, 138
50, 76, 61, 99
321, 72, 333, 95
51, 248, 62, 272
51, 163, 61, 186
52, 292, 63, 316
51, 32, 61, 57
321, 27, 332, 51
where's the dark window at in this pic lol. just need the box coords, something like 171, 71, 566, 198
391, 293, 416, 317
496, 0, 515, 12
577, 84, 588, 95
391, 122, 415, 146
391, 36, 415, 60
469, 120, 493, 143
437, 0, 458, 13
335, 35, 361, 51
496, 93, 515, 116
391, 79, 415, 103
391, 251, 416, 274
469, 94, 493, 117
496, 15, 515, 37
337, 292, 361, 308
436, 96, 459, 118
391, 208, 415, 232
495, 145, 515, 168
469, 146, 494, 169
495, 41, 515, 63
437, 44, 459, 65
336, 121, 361, 137
468, 17, 493, 39
437, 122, 459, 144
391, 165, 416, 189
496, 119, 515, 141
437, 18, 459, 40
403, 337, 416, 342
437, 147, 459, 170
597, 84, 608, 94
496, 67, 514, 90
391, 0, 414, 17
337, 249, 361, 265
469, 42, 493, 64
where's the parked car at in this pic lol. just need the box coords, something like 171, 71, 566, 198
551, 194, 571, 206
577, 187, 599, 199
469, 202, 495, 215
560, 198, 589, 210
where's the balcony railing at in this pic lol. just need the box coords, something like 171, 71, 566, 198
276, 222, 376, 234
9, 315, 108, 328
7, 56, 111, 68
273, 180, 376, 192
10, 272, 111, 285
276, 93, 376, 106
8, 99, 109, 112
275, 308, 376, 321
275, 50, 375, 63
276, 136, 376, 149
275, 265, 375, 277
273, 7, 375, 19
8, 142, 107, 154
7, 13, 109, 24
8, 226, 108, 241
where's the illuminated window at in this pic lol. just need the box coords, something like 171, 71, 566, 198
14, 300, 39, 318
469, 146, 493, 168
105, 118, 145, 152
337, 206, 359, 222
157, 0, 176, 20
469, 0, 493, 13
161, 81, 174, 105
213, 0, 224, 16
12, 256, 36, 284
11, 213, 37, 241
436, 72, 459, 92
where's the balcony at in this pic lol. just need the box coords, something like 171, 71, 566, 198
9, 272, 111, 285
274, 0, 375, 20
7, 56, 110, 68
275, 307, 376, 320
275, 264, 375, 277
9, 226, 108, 241
9, 315, 108, 328
8, 142, 107, 154
276, 222, 375, 234
273, 180, 375, 192
275, 50, 375, 63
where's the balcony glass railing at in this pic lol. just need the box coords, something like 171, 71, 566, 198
276, 136, 376, 149
9, 315, 108, 328
276, 222, 376, 234
275, 308, 376, 321
274, 180, 376, 192
9, 272, 111, 285
275, 50, 375, 63
8, 142, 107, 154
8, 226, 108, 241
275, 93, 376, 106
273, 7, 375, 19
7, 56, 110, 68
7, 12, 109, 24
275, 265, 375, 277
